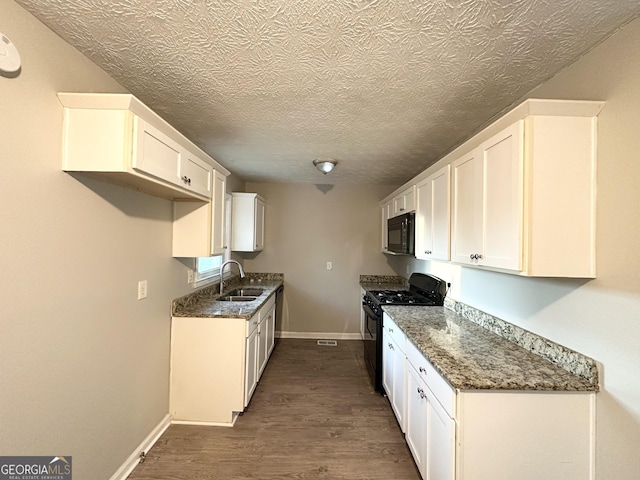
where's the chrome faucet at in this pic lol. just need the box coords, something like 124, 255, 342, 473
219, 260, 245, 294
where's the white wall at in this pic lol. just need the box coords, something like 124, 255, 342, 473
243, 182, 397, 336
0, 1, 193, 478
396, 17, 640, 480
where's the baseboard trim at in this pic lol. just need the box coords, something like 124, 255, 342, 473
171, 413, 238, 428
278, 332, 362, 340
109, 413, 171, 480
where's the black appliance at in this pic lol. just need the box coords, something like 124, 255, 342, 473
274, 284, 284, 347
387, 212, 415, 255
362, 273, 447, 393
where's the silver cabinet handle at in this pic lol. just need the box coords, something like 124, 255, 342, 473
419, 366, 427, 374
417, 387, 426, 399
470, 253, 474, 260
388, 343, 394, 350
425, 250, 432, 255
181, 175, 191, 185
389, 328, 393, 333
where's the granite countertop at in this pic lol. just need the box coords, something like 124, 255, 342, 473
359, 275, 407, 291
382, 305, 598, 392
172, 273, 283, 319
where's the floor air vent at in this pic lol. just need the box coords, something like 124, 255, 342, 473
317, 340, 338, 347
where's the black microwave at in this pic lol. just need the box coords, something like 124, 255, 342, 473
387, 212, 415, 255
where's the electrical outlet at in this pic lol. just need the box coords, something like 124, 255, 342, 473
326, 261, 333, 270
137, 280, 148, 300
187, 269, 194, 284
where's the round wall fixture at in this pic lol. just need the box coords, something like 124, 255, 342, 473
0, 33, 21, 74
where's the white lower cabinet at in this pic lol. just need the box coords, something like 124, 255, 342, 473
382, 316, 406, 432
170, 294, 277, 425
244, 315, 260, 408
406, 359, 455, 480
264, 302, 276, 357
384, 313, 595, 480
245, 296, 276, 408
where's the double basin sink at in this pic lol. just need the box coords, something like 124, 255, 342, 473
218, 287, 264, 302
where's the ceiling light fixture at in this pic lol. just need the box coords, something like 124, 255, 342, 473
313, 159, 337, 174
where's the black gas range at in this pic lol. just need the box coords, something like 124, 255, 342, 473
362, 273, 447, 393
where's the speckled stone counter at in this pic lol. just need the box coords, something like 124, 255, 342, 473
359, 274, 407, 291
172, 273, 283, 319
383, 304, 598, 392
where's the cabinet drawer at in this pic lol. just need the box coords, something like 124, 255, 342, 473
246, 313, 259, 337
383, 314, 406, 351
405, 339, 456, 418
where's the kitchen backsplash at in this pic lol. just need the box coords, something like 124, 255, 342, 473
359, 274, 407, 286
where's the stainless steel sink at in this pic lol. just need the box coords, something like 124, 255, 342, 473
218, 295, 257, 302
226, 288, 264, 297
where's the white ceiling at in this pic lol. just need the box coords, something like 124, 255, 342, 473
16, 0, 640, 185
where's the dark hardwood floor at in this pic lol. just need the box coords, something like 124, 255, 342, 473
128, 339, 420, 480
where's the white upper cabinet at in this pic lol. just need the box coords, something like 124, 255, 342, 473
172, 170, 226, 258
210, 171, 227, 256
381, 98, 603, 277
416, 165, 451, 261
391, 185, 416, 217
380, 200, 392, 252
451, 121, 524, 270
133, 118, 182, 186
58, 93, 228, 202
232, 193, 266, 252
179, 153, 214, 198
448, 100, 602, 277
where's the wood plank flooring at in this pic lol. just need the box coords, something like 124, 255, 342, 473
128, 339, 420, 480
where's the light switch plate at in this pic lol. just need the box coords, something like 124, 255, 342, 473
326, 262, 333, 270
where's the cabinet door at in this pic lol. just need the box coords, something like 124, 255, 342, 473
211, 171, 226, 255
257, 318, 268, 378
382, 330, 394, 400
405, 364, 429, 475
393, 195, 406, 216
424, 386, 455, 480
451, 149, 482, 265
415, 179, 432, 260
406, 364, 455, 480
431, 165, 451, 261
180, 154, 213, 198
254, 198, 265, 251
416, 165, 450, 261
133, 119, 181, 185
244, 327, 258, 408
381, 201, 392, 251
480, 121, 524, 271
392, 186, 416, 216
403, 186, 416, 213
265, 303, 276, 358
391, 342, 406, 432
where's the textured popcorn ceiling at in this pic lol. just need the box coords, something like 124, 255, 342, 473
16, 0, 640, 185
